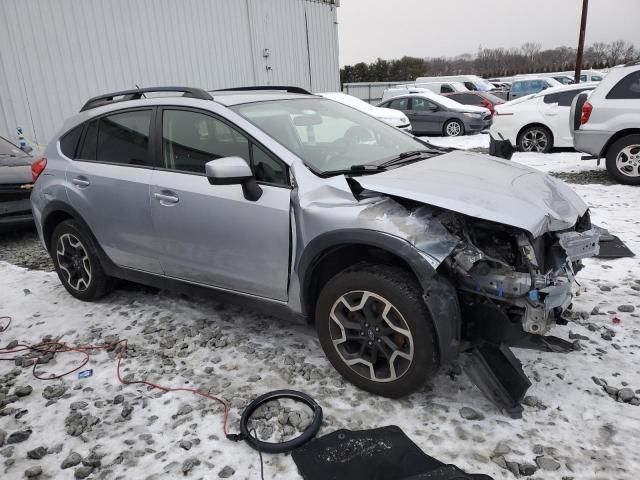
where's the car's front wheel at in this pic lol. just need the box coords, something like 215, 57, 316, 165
315, 264, 438, 398
51, 220, 112, 301
605, 134, 640, 185
444, 119, 465, 137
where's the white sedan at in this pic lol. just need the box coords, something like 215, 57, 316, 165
490, 83, 596, 153
317, 92, 412, 132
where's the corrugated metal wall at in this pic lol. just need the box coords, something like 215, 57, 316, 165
0, 0, 340, 144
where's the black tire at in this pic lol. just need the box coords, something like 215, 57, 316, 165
315, 264, 438, 398
517, 125, 553, 153
605, 134, 640, 185
50, 220, 112, 301
443, 119, 465, 137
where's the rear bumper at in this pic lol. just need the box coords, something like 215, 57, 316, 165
573, 130, 612, 158
0, 213, 34, 231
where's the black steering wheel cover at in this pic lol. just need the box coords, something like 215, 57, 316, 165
239, 389, 323, 454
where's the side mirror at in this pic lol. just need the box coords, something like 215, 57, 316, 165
205, 157, 262, 201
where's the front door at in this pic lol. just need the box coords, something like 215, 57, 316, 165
408, 97, 441, 134
65, 108, 163, 273
150, 108, 291, 301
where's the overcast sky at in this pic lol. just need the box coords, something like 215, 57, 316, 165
338, 0, 640, 66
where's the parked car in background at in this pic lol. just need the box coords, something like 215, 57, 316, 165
509, 77, 562, 100
491, 83, 596, 153
317, 92, 412, 131
381, 83, 467, 102
0, 136, 36, 231
416, 75, 496, 92
571, 61, 640, 184
515, 73, 575, 85
561, 69, 605, 83
378, 92, 492, 136
413, 81, 468, 94
444, 91, 505, 116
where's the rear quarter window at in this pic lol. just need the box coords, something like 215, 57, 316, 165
606, 71, 640, 99
60, 124, 84, 158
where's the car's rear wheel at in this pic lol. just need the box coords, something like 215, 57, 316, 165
51, 220, 112, 301
444, 119, 465, 137
518, 125, 553, 153
605, 134, 640, 185
315, 264, 438, 398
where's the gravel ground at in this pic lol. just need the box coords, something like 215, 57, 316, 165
0, 229, 52, 272
550, 169, 618, 185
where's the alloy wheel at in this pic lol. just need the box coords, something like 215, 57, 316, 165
329, 290, 414, 383
446, 121, 462, 137
521, 129, 549, 152
615, 144, 640, 177
56, 233, 92, 292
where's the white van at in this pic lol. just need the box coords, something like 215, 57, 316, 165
416, 75, 495, 92
413, 81, 468, 94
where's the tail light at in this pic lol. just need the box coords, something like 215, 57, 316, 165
580, 102, 593, 125
31, 158, 47, 183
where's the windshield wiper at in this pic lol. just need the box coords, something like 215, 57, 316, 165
378, 149, 435, 168
321, 164, 386, 177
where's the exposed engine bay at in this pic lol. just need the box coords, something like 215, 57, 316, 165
442, 211, 600, 337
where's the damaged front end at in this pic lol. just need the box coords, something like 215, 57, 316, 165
437, 211, 600, 417
445, 212, 600, 339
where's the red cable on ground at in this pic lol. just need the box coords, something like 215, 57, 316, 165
0, 317, 231, 436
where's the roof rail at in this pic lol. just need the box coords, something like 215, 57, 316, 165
210, 86, 312, 95
80, 86, 213, 112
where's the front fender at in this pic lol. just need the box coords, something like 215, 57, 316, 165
297, 229, 461, 365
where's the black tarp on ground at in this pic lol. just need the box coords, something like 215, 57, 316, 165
292, 425, 494, 480
597, 235, 635, 259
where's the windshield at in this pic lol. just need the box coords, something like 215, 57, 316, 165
231, 98, 427, 175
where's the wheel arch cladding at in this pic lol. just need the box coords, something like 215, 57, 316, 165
298, 230, 461, 365
601, 129, 640, 158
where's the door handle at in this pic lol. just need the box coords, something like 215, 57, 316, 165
72, 176, 90, 188
154, 191, 179, 205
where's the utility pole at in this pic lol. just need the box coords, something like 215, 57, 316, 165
575, 0, 589, 83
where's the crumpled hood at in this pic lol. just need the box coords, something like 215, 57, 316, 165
356, 151, 588, 237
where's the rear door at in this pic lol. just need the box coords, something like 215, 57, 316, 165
65, 108, 162, 273
149, 108, 291, 300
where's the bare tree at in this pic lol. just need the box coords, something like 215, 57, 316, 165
607, 40, 631, 66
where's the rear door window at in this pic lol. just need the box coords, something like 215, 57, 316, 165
78, 110, 152, 166
606, 71, 640, 99
389, 98, 409, 110
440, 84, 454, 93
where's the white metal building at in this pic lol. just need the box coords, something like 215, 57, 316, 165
0, 0, 340, 144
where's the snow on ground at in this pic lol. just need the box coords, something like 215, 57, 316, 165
1, 139, 640, 480
423, 132, 492, 150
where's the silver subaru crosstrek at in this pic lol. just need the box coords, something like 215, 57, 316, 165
31, 86, 600, 410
